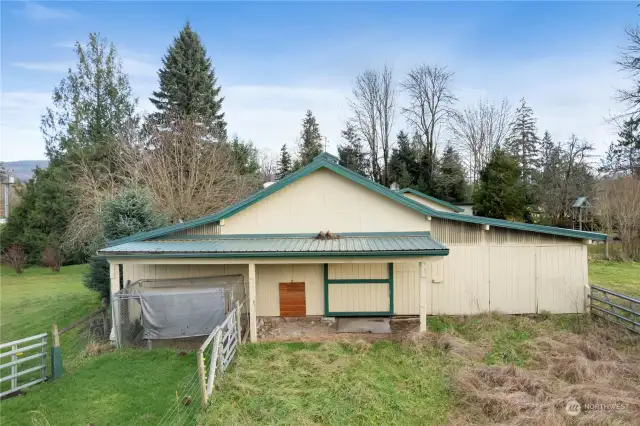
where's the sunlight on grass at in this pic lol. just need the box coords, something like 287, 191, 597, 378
588, 261, 640, 297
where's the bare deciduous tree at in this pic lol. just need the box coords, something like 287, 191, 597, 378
401, 65, 456, 185
260, 149, 277, 183
3, 245, 26, 274
449, 99, 512, 182
349, 66, 395, 185
597, 177, 640, 260
121, 119, 260, 222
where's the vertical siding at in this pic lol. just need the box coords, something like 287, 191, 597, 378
535, 245, 587, 313
122, 264, 247, 284
488, 247, 537, 313
393, 262, 420, 315
431, 247, 490, 315
255, 264, 324, 316
327, 263, 387, 279
431, 219, 483, 245
328, 284, 389, 312
161, 222, 221, 238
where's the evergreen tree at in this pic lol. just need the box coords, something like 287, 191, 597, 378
506, 98, 539, 178
4, 33, 138, 264
84, 188, 165, 298
473, 148, 528, 221
150, 22, 227, 139
433, 145, 467, 202
601, 118, 640, 178
338, 122, 368, 176
295, 110, 323, 168
389, 131, 420, 188
42, 33, 138, 170
276, 144, 293, 180
228, 136, 260, 177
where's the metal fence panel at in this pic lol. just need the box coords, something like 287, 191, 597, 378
0, 333, 47, 397
589, 285, 639, 334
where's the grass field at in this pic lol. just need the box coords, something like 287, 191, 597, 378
588, 261, 640, 297
1, 262, 639, 425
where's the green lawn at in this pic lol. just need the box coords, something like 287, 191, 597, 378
588, 261, 640, 298
1, 264, 100, 343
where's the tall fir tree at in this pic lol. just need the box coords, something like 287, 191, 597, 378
506, 98, 539, 179
276, 144, 292, 180
295, 110, 323, 168
338, 122, 368, 176
473, 148, 528, 221
433, 145, 467, 202
150, 22, 227, 139
389, 131, 420, 188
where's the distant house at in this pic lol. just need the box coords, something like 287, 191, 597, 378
99, 153, 606, 342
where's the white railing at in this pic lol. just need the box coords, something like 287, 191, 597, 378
197, 299, 245, 407
1, 333, 48, 397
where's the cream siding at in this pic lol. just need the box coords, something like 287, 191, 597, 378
328, 284, 389, 312
393, 262, 421, 315
223, 168, 430, 234
401, 192, 459, 213
255, 264, 324, 316
327, 263, 387, 279
122, 264, 247, 285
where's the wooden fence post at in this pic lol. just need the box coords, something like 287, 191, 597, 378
197, 350, 208, 409
51, 324, 63, 379
235, 300, 242, 342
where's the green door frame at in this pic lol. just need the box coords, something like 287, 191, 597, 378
324, 263, 394, 317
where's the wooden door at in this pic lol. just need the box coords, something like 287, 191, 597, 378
279, 282, 306, 317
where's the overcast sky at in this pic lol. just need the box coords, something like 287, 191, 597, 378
1, 1, 635, 162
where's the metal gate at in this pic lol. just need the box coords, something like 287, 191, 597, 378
1, 333, 48, 398
324, 263, 394, 316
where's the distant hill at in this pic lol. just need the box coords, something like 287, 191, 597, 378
3, 160, 49, 181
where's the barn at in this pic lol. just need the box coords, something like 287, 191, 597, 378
99, 153, 607, 342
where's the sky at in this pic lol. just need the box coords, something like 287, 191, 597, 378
0, 1, 636, 162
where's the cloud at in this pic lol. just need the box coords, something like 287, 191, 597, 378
19, 2, 79, 21
12, 61, 70, 72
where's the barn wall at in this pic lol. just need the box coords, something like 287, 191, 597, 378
159, 222, 221, 238
419, 218, 588, 315
223, 168, 431, 234
400, 192, 459, 213
254, 264, 324, 316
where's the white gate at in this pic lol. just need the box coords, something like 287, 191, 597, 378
1, 333, 48, 397
197, 299, 245, 407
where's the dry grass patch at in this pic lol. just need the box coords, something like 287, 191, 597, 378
425, 315, 640, 426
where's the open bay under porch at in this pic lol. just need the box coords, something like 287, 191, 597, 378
107, 257, 443, 343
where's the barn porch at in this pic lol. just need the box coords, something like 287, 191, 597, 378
100, 232, 449, 343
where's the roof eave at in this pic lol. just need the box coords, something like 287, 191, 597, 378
98, 249, 450, 259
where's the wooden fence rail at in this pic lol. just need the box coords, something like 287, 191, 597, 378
0, 333, 48, 398
589, 284, 639, 334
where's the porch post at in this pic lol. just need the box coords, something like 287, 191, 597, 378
419, 260, 427, 333
248, 263, 257, 343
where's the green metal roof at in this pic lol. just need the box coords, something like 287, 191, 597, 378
105, 152, 607, 247
99, 232, 449, 258
397, 188, 464, 212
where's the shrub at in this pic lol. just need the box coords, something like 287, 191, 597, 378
42, 246, 65, 272
4, 245, 27, 274
83, 256, 111, 298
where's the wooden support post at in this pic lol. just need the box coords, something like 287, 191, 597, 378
235, 300, 242, 342
605, 238, 610, 260
419, 261, 427, 333
51, 324, 63, 379
248, 263, 257, 343
197, 350, 208, 409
